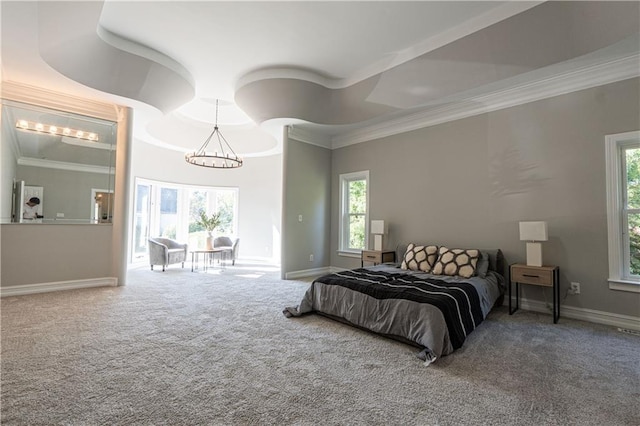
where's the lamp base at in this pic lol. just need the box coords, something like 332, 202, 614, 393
373, 235, 383, 251
526, 242, 543, 267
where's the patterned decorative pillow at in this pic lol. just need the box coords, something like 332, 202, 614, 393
432, 247, 480, 278
401, 244, 438, 272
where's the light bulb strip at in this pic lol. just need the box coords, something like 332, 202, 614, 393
15, 119, 99, 142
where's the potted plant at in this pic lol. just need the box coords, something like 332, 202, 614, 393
197, 211, 222, 250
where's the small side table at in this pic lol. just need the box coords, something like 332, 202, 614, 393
509, 263, 560, 323
191, 248, 227, 272
361, 249, 396, 267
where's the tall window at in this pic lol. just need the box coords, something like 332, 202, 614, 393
187, 188, 237, 251
159, 188, 179, 239
339, 171, 369, 254
606, 131, 640, 292
132, 182, 151, 259
131, 178, 238, 262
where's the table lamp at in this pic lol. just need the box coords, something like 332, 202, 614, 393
519, 221, 548, 267
371, 220, 388, 251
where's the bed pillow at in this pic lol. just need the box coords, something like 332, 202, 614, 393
475, 250, 490, 278
432, 247, 480, 278
400, 244, 438, 272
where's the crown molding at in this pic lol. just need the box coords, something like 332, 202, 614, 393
1, 81, 119, 122
332, 53, 640, 149
18, 157, 115, 175
287, 125, 332, 149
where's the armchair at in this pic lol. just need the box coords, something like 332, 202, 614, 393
148, 237, 188, 271
213, 236, 239, 265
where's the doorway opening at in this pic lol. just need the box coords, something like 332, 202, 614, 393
91, 189, 114, 223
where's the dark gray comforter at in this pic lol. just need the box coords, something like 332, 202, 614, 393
284, 264, 503, 364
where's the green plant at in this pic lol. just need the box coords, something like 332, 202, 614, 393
196, 211, 222, 234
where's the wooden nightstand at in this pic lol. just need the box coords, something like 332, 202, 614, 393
509, 263, 560, 323
361, 250, 396, 267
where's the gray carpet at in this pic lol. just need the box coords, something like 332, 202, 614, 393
1, 262, 638, 425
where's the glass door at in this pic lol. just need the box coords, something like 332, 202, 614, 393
158, 187, 179, 239
132, 182, 151, 261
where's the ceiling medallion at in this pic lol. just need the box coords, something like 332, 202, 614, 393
185, 99, 243, 169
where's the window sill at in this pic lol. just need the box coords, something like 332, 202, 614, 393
608, 278, 640, 293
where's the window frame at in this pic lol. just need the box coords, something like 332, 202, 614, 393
605, 130, 640, 293
130, 177, 239, 263
338, 170, 370, 256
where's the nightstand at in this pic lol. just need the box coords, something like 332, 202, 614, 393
361, 249, 396, 267
509, 263, 560, 323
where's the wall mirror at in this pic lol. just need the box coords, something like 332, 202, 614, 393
1, 100, 117, 224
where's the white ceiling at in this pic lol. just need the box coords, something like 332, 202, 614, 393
1, 1, 639, 157
99, 1, 527, 97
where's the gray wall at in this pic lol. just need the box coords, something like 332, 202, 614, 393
329, 78, 640, 317
282, 135, 331, 276
1, 224, 114, 285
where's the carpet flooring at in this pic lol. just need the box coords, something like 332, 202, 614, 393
1, 261, 638, 425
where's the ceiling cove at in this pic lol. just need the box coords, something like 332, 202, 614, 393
13, 1, 638, 154
37, 1, 194, 115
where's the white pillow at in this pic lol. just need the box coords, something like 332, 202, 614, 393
432, 247, 480, 278
401, 244, 438, 272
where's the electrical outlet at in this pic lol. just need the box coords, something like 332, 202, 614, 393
309, 254, 314, 262
569, 282, 581, 295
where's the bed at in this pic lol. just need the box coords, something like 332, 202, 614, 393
284, 245, 505, 365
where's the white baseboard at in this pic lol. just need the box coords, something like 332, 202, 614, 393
1, 277, 118, 297
504, 296, 640, 331
284, 265, 352, 280
236, 256, 281, 264
285, 267, 332, 280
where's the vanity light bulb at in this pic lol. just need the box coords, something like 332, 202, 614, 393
76, 130, 84, 138
35, 123, 44, 131
88, 133, 97, 141
63, 128, 71, 135
17, 120, 29, 129
49, 126, 58, 134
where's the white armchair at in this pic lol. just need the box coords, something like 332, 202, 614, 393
148, 237, 188, 271
213, 236, 239, 265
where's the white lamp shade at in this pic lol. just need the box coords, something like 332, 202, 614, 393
519, 221, 548, 242
370, 220, 387, 235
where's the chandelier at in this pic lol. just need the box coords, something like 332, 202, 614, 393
185, 99, 243, 169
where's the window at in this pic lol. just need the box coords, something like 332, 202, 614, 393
132, 182, 151, 259
606, 131, 640, 292
131, 178, 238, 262
187, 187, 237, 250
339, 171, 369, 255
159, 187, 179, 239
